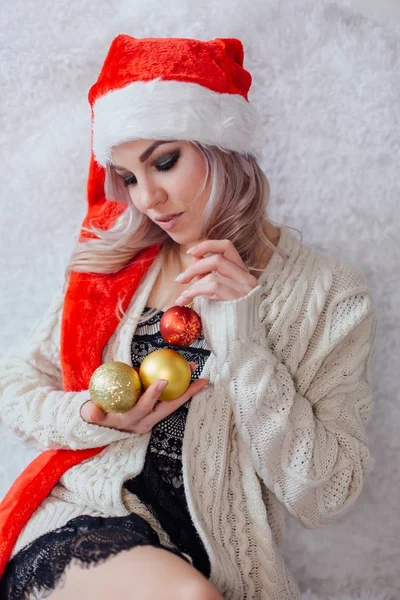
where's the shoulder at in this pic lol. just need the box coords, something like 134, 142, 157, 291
271, 224, 372, 296
261, 226, 376, 346
313, 251, 375, 348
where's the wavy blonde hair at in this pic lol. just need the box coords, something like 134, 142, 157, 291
66, 142, 299, 323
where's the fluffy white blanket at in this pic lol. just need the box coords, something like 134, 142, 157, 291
0, 0, 398, 597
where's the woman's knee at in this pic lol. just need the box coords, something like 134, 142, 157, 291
178, 578, 224, 600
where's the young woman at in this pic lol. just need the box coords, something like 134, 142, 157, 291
0, 35, 377, 600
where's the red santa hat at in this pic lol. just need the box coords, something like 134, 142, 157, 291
81, 35, 262, 239
89, 34, 262, 166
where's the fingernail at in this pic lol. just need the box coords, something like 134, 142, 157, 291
187, 245, 198, 254
175, 273, 185, 282
158, 379, 168, 389
80, 402, 90, 421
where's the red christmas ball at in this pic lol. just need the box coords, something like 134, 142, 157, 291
160, 305, 202, 347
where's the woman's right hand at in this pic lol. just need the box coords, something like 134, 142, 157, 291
80, 362, 209, 434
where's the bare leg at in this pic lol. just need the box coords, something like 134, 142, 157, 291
48, 545, 223, 600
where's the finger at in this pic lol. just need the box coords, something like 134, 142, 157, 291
88, 379, 167, 430
176, 273, 249, 305
129, 379, 169, 421
80, 400, 134, 431
176, 254, 256, 287
80, 400, 107, 424
134, 363, 198, 414
187, 240, 244, 268
129, 364, 198, 416
142, 378, 209, 429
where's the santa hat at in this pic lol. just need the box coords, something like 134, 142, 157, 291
81, 35, 262, 239
89, 34, 262, 166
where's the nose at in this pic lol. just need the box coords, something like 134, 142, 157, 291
137, 178, 167, 211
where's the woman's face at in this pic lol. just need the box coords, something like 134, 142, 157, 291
110, 139, 211, 249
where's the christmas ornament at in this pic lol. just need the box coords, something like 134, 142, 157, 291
160, 304, 202, 347
89, 361, 142, 413
139, 349, 192, 401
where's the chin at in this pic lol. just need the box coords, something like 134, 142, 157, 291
168, 231, 195, 244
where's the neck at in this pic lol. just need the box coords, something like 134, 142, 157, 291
178, 238, 205, 255
168, 238, 206, 271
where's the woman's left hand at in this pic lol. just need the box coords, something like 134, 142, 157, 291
174, 239, 259, 305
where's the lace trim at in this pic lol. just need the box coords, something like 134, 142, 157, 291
0, 513, 190, 600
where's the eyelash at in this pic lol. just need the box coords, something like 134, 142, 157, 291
122, 152, 180, 186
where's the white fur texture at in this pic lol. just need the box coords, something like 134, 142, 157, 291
93, 78, 264, 164
0, 0, 399, 598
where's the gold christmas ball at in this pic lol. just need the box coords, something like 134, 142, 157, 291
139, 349, 191, 401
89, 361, 142, 413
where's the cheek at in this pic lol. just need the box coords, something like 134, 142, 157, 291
180, 158, 209, 207
127, 188, 144, 212
127, 188, 136, 205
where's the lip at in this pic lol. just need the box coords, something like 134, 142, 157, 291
154, 212, 182, 222
154, 212, 184, 231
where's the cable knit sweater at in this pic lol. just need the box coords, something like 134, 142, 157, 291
0, 225, 377, 600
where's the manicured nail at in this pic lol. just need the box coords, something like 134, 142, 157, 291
187, 245, 199, 254
175, 273, 185, 282
158, 380, 168, 390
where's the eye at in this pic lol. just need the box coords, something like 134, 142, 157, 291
122, 174, 137, 187
157, 151, 180, 171
122, 151, 180, 187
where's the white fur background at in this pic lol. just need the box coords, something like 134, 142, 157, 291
0, 1, 399, 598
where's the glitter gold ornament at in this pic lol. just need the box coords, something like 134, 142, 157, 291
139, 349, 191, 401
89, 361, 142, 413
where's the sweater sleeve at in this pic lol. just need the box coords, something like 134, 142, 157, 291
0, 284, 133, 451
196, 266, 377, 529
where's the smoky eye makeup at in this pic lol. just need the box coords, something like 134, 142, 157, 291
120, 150, 181, 186
156, 150, 181, 169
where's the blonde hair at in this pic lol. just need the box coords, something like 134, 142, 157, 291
66, 142, 298, 323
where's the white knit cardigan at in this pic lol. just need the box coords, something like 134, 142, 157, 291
0, 225, 377, 600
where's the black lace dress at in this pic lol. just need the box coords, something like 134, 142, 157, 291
0, 307, 211, 600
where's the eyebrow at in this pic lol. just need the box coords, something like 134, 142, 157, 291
110, 140, 176, 171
